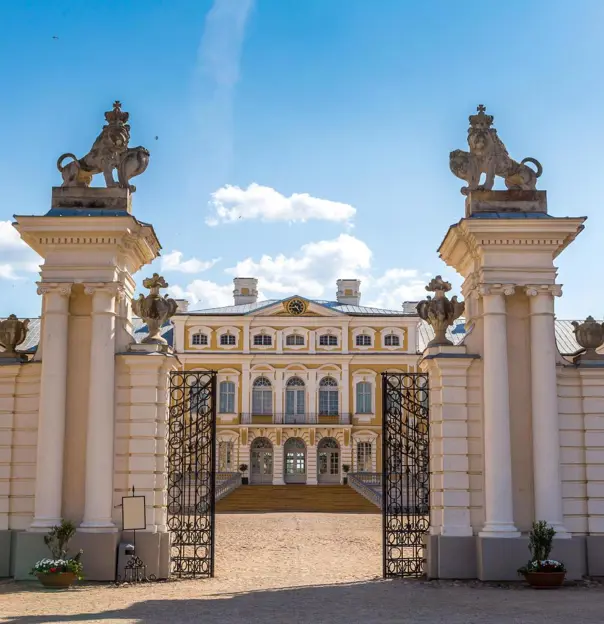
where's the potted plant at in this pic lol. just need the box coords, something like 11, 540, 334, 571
342, 464, 350, 485
30, 520, 83, 589
518, 521, 566, 588
239, 463, 249, 485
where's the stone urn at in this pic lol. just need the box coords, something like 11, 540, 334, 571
131, 273, 177, 344
416, 276, 464, 347
0, 315, 29, 360
572, 316, 604, 360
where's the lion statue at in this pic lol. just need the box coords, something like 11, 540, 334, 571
57, 101, 149, 192
449, 105, 542, 196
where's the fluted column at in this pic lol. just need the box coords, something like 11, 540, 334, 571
30, 283, 71, 531
479, 286, 519, 537
80, 283, 119, 532
526, 285, 568, 536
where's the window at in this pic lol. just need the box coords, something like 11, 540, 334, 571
253, 334, 272, 346
285, 334, 305, 346
285, 376, 305, 418
356, 334, 372, 347
220, 333, 236, 346
319, 334, 338, 346
356, 382, 372, 414
319, 376, 339, 415
219, 381, 236, 413
356, 441, 372, 472
384, 334, 400, 347
218, 441, 234, 471
192, 333, 208, 346
252, 376, 273, 414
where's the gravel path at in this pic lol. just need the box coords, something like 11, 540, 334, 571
2, 513, 604, 623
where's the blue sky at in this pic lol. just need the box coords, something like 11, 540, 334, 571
1, 0, 603, 319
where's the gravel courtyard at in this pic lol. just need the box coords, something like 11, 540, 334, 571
2, 513, 604, 624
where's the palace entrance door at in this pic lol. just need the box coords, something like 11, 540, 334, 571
251, 437, 274, 484
317, 437, 340, 483
284, 437, 306, 483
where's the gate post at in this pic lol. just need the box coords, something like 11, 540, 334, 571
420, 345, 479, 579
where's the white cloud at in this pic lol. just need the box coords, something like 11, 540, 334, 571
168, 280, 234, 309
206, 183, 357, 226
226, 234, 371, 298
160, 250, 220, 274
0, 221, 41, 280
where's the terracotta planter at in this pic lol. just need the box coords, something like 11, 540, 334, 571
523, 571, 566, 589
37, 572, 77, 589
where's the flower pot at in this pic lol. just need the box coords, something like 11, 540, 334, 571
37, 572, 77, 589
342, 477, 348, 485
241, 477, 249, 485
523, 571, 566, 589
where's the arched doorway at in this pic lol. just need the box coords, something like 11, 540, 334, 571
285, 376, 305, 423
284, 437, 306, 484
250, 437, 273, 484
317, 437, 340, 483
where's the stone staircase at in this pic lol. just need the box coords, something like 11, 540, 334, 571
216, 485, 380, 514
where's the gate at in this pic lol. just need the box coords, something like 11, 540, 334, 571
167, 370, 217, 578
382, 372, 430, 577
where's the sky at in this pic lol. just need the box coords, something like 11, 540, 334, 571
1, 0, 603, 319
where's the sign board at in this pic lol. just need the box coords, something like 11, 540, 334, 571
122, 495, 146, 531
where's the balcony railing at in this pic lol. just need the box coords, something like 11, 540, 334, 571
240, 413, 352, 425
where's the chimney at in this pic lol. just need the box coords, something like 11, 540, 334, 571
336, 279, 361, 306
174, 299, 189, 313
402, 301, 419, 315
233, 277, 258, 306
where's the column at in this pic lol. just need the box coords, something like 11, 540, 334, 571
274, 370, 284, 423
29, 284, 71, 530
527, 285, 568, 536
479, 287, 519, 537
307, 370, 317, 423
307, 436, 318, 485
243, 324, 250, 354
80, 284, 118, 531
308, 330, 316, 354
241, 362, 250, 418
341, 362, 350, 420
272, 444, 285, 485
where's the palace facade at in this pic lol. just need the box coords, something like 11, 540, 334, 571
171, 277, 421, 486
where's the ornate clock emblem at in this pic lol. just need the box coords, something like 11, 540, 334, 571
286, 298, 306, 315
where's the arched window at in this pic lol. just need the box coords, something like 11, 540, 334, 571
252, 376, 273, 415
220, 333, 236, 346
253, 334, 272, 346
219, 380, 235, 413
285, 376, 305, 420
356, 381, 372, 414
384, 334, 400, 347
285, 334, 305, 346
319, 334, 338, 346
356, 441, 372, 472
192, 333, 208, 346
319, 376, 339, 415
356, 334, 372, 347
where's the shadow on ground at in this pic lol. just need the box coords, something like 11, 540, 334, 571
3, 579, 604, 624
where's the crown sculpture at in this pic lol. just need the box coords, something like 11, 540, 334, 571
0, 315, 30, 361
57, 101, 149, 192
416, 276, 464, 348
572, 316, 604, 361
449, 104, 543, 196
131, 274, 178, 345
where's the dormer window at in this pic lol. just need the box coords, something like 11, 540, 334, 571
356, 334, 372, 347
319, 334, 338, 346
286, 334, 305, 346
384, 335, 400, 347
254, 334, 272, 346
192, 333, 208, 346
220, 333, 236, 346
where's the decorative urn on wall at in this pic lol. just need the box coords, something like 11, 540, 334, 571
0, 314, 30, 361
572, 316, 604, 361
132, 273, 178, 346
416, 276, 464, 348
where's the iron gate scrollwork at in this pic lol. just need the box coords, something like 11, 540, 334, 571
382, 372, 430, 578
167, 370, 217, 578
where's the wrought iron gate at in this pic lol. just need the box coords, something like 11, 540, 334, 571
167, 370, 217, 578
382, 372, 430, 578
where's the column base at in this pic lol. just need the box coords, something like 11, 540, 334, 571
425, 535, 477, 579
79, 518, 118, 533
479, 522, 520, 538
0, 530, 13, 577
71, 531, 120, 580
28, 517, 64, 532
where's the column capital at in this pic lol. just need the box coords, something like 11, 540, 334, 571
524, 284, 562, 298
36, 282, 72, 297
477, 283, 516, 297
83, 282, 125, 299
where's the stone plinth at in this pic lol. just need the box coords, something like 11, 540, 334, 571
465, 189, 547, 217
51, 186, 131, 213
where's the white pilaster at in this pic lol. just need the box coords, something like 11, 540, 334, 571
479, 288, 519, 537
307, 369, 317, 422
276, 330, 283, 354
29, 284, 71, 531
527, 285, 568, 536
272, 444, 285, 485
274, 369, 284, 423
81, 284, 119, 532
307, 442, 318, 485
407, 322, 418, 354
241, 362, 250, 416
341, 324, 349, 353
308, 330, 316, 354
341, 361, 350, 417
243, 324, 250, 354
